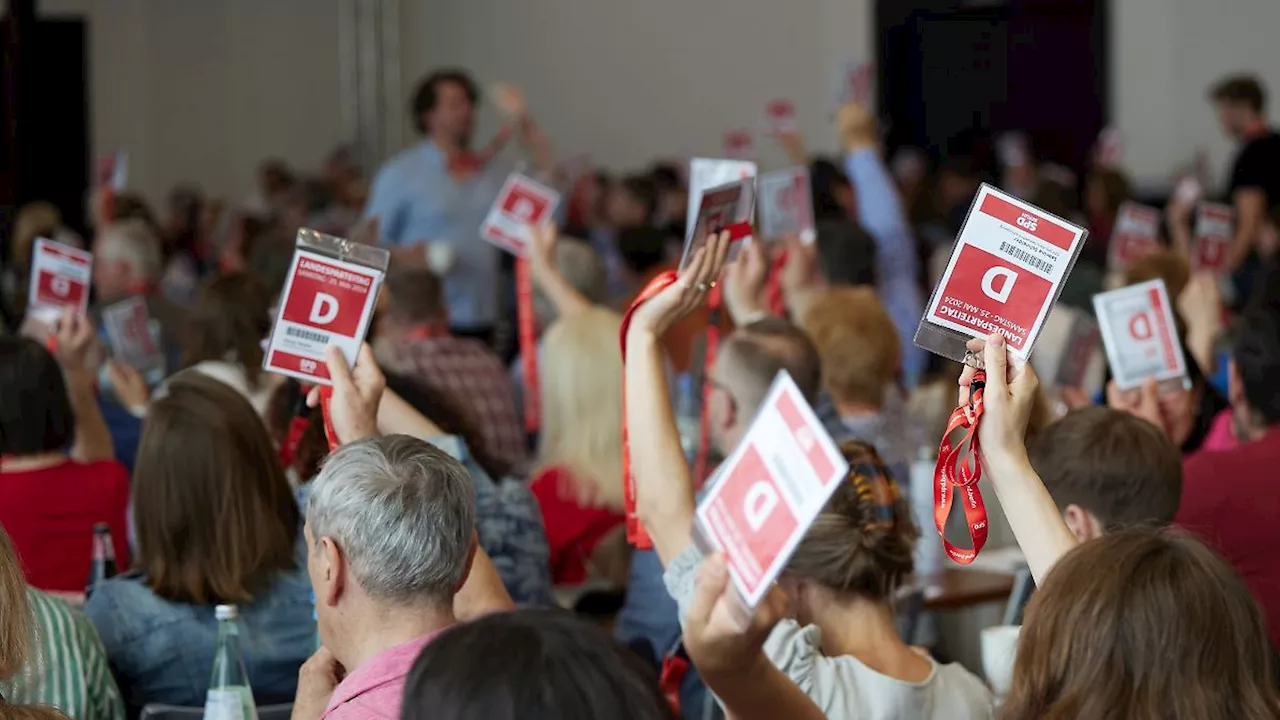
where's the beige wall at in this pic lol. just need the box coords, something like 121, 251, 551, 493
36, 0, 1280, 207
400, 0, 874, 173
40, 0, 342, 207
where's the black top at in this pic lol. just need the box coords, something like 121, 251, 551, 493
1228, 131, 1280, 205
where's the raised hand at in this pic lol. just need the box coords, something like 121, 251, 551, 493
683, 553, 787, 676
528, 219, 558, 278
835, 103, 876, 152
107, 361, 150, 412
307, 344, 386, 445
1106, 377, 1163, 435
627, 231, 732, 338
491, 83, 527, 118
959, 334, 1041, 472
722, 239, 768, 324
54, 308, 98, 374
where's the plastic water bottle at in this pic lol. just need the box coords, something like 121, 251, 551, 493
85, 522, 117, 597
204, 605, 259, 720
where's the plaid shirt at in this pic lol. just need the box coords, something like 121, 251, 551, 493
393, 336, 527, 471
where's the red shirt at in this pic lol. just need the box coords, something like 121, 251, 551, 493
530, 466, 624, 585
0, 459, 131, 592
1177, 426, 1280, 649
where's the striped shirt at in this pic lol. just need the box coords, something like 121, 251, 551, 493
0, 589, 125, 720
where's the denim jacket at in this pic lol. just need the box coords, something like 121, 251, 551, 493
83, 541, 315, 716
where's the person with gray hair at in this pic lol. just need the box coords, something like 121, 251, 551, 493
90, 217, 187, 366
291, 345, 514, 720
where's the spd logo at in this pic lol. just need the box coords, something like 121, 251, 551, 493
300, 359, 317, 374
1016, 213, 1039, 232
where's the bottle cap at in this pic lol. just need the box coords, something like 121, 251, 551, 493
215, 604, 239, 620
93, 522, 110, 533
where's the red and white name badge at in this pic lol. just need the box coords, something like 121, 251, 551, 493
694, 372, 848, 608
28, 237, 92, 323
479, 173, 561, 256
763, 99, 797, 136
264, 239, 386, 385
758, 167, 815, 245
917, 184, 1087, 360
1194, 203, 1234, 272
680, 178, 756, 270
1108, 202, 1160, 271
1093, 279, 1188, 391
103, 296, 163, 371
722, 130, 755, 161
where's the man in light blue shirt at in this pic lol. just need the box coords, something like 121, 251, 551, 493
364, 69, 553, 344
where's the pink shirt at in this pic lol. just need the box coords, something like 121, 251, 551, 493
321, 630, 448, 719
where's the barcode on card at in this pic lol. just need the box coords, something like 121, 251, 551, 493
286, 326, 330, 344
999, 241, 1052, 274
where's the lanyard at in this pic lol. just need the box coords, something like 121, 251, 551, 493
279, 388, 312, 469
516, 257, 540, 434
619, 271, 680, 549
319, 385, 339, 452
932, 371, 989, 564
765, 249, 788, 317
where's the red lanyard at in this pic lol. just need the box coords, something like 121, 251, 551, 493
516, 258, 540, 434
932, 371, 989, 564
694, 288, 722, 485
318, 385, 339, 452
659, 652, 690, 716
619, 271, 680, 549
279, 389, 312, 469
765, 249, 788, 317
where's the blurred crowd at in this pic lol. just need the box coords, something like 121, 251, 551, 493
0, 63, 1279, 720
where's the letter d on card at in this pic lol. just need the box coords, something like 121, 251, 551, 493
263, 228, 389, 385
693, 372, 848, 608
915, 183, 1087, 362
1093, 279, 1188, 392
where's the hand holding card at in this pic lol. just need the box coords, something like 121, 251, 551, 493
263, 228, 389, 385
305, 344, 385, 445
628, 231, 732, 339
693, 372, 848, 608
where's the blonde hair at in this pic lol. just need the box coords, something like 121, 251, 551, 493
800, 286, 901, 407
1124, 248, 1190, 299
0, 530, 69, 719
536, 307, 624, 511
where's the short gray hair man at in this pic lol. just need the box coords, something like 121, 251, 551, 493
305, 434, 477, 668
